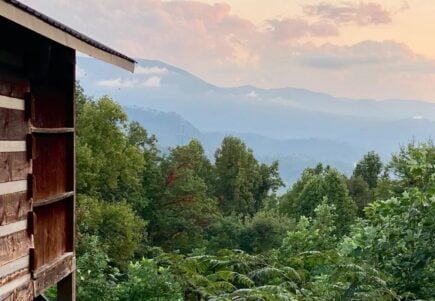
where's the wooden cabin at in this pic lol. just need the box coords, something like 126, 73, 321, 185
0, 1, 135, 300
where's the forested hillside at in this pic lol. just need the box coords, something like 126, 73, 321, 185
49, 85, 435, 300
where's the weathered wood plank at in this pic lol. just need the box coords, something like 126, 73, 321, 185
30, 128, 74, 134
0, 108, 27, 141
0, 192, 31, 226
33, 191, 74, 208
0, 230, 30, 266
33, 253, 75, 297
33, 135, 72, 200
0, 275, 31, 300
33, 200, 69, 269
0, 180, 27, 195
0, 152, 28, 183
0, 256, 29, 279
0, 95, 24, 111
0, 220, 27, 238
0, 142, 26, 153
0, 267, 28, 287
0, 276, 32, 301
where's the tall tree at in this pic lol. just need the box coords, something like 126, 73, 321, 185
214, 136, 282, 216
149, 140, 219, 252
353, 151, 383, 189
76, 94, 146, 203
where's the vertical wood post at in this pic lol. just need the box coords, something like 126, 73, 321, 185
57, 273, 75, 301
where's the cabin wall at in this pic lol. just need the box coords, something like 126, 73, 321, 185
0, 16, 75, 301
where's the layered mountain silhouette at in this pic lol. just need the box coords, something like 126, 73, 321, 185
77, 57, 435, 186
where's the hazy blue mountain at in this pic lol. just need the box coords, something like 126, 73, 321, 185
77, 57, 435, 186
123, 107, 361, 186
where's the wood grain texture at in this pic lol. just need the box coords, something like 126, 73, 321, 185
0, 267, 28, 287
33, 191, 73, 208
33, 253, 75, 297
33, 199, 71, 269
0, 108, 27, 140
0, 256, 28, 279
32, 135, 73, 201
0, 152, 28, 183
0, 230, 30, 266
0, 276, 32, 301
0, 220, 27, 238
0, 192, 31, 226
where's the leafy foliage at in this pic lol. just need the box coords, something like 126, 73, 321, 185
215, 137, 283, 216
353, 151, 383, 189
280, 165, 357, 235
71, 85, 434, 301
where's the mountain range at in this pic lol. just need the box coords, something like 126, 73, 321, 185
77, 57, 435, 186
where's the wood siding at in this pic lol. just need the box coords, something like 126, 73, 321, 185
1, 15, 76, 300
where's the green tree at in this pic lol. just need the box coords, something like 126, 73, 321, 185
279, 200, 337, 262
353, 151, 383, 189
76, 235, 120, 301
341, 144, 435, 298
389, 141, 435, 193
77, 196, 146, 269
127, 121, 165, 218
348, 175, 372, 216
76, 95, 146, 203
149, 140, 219, 252
240, 210, 293, 254
214, 136, 282, 216
281, 166, 356, 235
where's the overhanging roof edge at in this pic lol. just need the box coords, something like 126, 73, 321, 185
0, 0, 136, 72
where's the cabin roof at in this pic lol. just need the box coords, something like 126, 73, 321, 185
0, 0, 136, 72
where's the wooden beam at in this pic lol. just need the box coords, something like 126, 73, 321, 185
0, 141, 26, 152
0, 108, 27, 140
0, 180, 27, 195
0, 220, 27, 238
33, 252, 75, 297
0, 231, 31, 266
0, 152, 29, 183
0, 95, 24, 111
0, 255, 29, 279
0, 191, 30, 226
33, 191, 74, 208
31, 128, 74, 134
32, 252, 74, 280
0, 274, 30, 298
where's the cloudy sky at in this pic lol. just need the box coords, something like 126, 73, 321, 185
21, 0, 435, 101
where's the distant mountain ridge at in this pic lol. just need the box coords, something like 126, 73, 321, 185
77, 57, 435, 185
124, 107, 362, 185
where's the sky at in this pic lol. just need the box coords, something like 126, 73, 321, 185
20, 0, 435, 101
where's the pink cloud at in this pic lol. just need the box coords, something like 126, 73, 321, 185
304, 2, 392, 26
267, 18, 339, 41
18, 0, 435, 100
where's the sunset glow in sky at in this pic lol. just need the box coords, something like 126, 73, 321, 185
20, 0, 435, 101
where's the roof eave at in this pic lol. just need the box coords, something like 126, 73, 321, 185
0, 0, 136, 72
